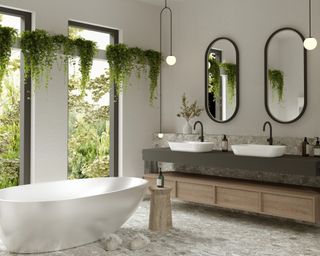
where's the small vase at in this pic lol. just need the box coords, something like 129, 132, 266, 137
183, 120, 192, 134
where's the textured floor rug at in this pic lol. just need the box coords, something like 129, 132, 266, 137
1, 199, 320, 256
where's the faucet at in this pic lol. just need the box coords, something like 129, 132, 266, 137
194, 121, 204, 142
263, 121, 273, 145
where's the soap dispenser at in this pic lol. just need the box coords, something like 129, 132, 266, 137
314, 137, 320, 157
222, 135, 228, 152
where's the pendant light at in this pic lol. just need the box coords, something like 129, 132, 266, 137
158, 0, 175, 139
161, 0, 176, 66
304, 0, 317, 50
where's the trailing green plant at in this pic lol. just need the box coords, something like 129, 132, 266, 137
220, 62, 236, 103
106, 44, 134, 95
21, 29, 58, 88
106, 44, 162, 104
268, 69, 284, 102
145, 49, 161, 103
0, 25, 17, 88
208, 54, 221, 102
177, 93, 203, 122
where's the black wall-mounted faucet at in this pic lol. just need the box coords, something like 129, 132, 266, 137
263, 121, 273, 145
194, 121, 204, 142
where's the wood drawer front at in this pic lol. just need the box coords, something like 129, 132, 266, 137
177, 181, 213, 205
262, 193, 315, 222
216, 186, 260, 212
144, 177, 176, 197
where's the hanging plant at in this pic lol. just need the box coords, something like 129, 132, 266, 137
220, 62, 236, 103
0, 25, 18, 88
52, 35, 77, 71
268, 69, 284, 102
207, 54, 221, 102
106, 44, 134, 95
129, 47, 147, 78
145, 49, 161, 104
21, 29, 58, 88
74, 38, 97, 91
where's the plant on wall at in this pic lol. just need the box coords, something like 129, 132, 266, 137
207, 53, 221, 102
145, 49, 161, 103
0, 25, 17, 88
177, 93, 203, 122
21, 29, 58, 88
220, 62, 236, 103
268, 69, 284, 102
106, 44, 162, 104
106, 44, 134, 95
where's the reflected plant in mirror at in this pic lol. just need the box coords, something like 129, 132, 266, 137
205, 37, 239, 123
265, 28, 307, 123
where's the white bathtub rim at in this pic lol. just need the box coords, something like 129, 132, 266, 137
0, 177, 148, 204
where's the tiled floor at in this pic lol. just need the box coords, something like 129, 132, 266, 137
1, 200, 320, 255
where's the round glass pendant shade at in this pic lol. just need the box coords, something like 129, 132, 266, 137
303, 37, 317, 50
166, 55, 176, 65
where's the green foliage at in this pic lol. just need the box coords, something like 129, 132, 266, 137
268, 69, 284, 102
21, 29, 57, 88
0, 25, 17, 88
106, 44, 162, 104
177, 93, 203, 121
208, 54, 221, 102
220, 62, 237, 102
106, 44, 134, 95
20, 30, 96, 91
0, 58, 20, 188
145, 50, 161, 104
68, 73, 110, 179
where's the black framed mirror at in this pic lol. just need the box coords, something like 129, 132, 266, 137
265, 27, 307, 124
205, 37, 239, 123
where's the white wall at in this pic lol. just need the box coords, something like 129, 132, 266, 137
162, 0, 320, 137
0, 0, 160, 182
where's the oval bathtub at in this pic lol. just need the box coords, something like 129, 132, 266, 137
0, 177, 148, 253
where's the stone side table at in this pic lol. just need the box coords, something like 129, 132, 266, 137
149, 186, 172, 232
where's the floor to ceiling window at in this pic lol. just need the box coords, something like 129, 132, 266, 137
68, 21, 118, 179
0, 7, 31, 188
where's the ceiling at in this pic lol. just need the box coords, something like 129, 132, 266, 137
134, 0, 182, 6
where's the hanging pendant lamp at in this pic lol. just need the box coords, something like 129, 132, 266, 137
304, 0, 317, 50
158, 0, 176, 139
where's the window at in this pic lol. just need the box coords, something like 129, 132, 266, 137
68, 21, 118, 179
0, 7, 31, 187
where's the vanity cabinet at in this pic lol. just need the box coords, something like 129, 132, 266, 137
143, 172, 320, 224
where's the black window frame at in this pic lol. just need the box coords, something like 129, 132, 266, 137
68, 20, 119, 177
0, 6, 32, 185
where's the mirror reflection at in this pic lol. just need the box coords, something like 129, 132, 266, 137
205, 38, 239, 123
265, 28, 306, 123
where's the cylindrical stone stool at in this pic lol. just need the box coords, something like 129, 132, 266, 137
149, 186, 172, 232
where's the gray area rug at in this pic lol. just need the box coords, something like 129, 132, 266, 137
1, 199, 320, 256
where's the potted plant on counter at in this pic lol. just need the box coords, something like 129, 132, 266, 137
177, 93, 203, 134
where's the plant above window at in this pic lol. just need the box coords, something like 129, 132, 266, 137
220, 62, 236, 103
106, 44, 162, 104
268, 69, 284, 102
20, 29, 97, 90
0, 25, 18, 88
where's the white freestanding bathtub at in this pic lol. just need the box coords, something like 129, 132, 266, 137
0, 177, 148, 253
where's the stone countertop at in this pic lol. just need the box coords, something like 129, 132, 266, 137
142, 148, 320, 177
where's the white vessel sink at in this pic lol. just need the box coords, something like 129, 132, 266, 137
231, 144, 287, 158
168, 141, 214, 153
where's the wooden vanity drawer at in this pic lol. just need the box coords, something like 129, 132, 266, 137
262, 193, 315, 222
215, 186, 260, 212
177, 181, 213, 205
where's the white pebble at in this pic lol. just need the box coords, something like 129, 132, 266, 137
128, 233, 150, 250
100, 234, 122, 251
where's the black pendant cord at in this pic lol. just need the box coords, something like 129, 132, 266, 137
309, 0, 312, 38
159, 0, 173, 133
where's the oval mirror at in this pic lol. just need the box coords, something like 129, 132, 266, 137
205, 37, 239, 123
265, 28, 307, 123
